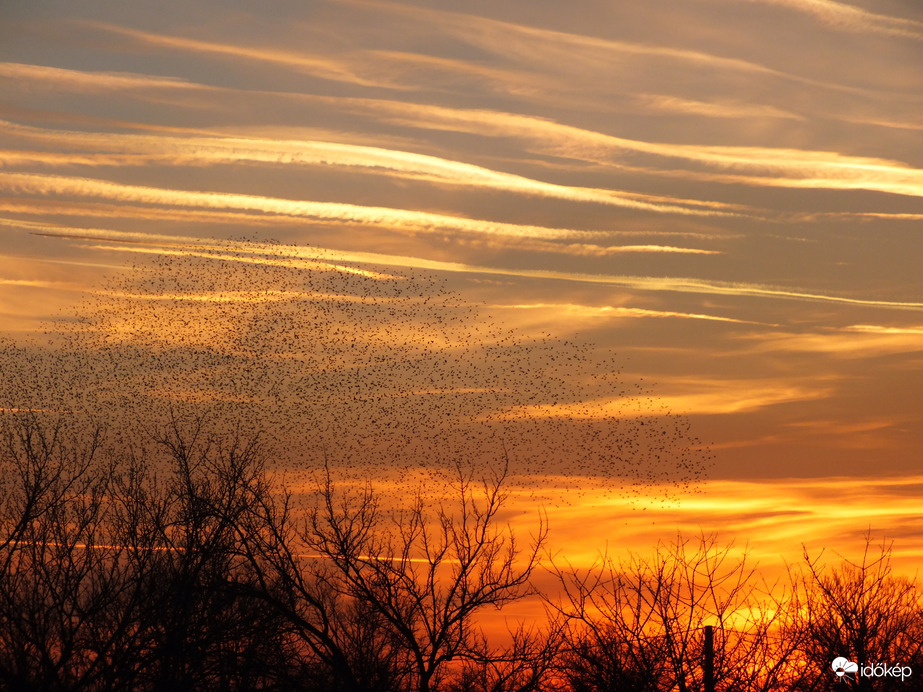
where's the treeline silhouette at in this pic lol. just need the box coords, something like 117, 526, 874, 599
2, 412, 921, 691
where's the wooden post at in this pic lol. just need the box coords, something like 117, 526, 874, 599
704, 625, 715, 692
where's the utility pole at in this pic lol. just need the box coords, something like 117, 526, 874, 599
704, 625, 715, 692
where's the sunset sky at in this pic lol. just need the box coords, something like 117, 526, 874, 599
1, 0, 922, 577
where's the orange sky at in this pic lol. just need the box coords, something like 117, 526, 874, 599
1, 0, 922, 578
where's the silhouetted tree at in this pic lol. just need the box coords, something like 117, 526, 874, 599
299, 461, 552, 692
792, 535, 923, 692
0, 411, 289, 691
124, 415, 290, 691
550, 533, 804, 692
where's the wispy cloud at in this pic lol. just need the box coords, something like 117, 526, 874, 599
450, 236, 724, 257
19, 225, 923, 311
346, 100, 923, 199
0, 278, 77, 289
633, 94, 805, 121
361, 49, 539, 93
0, 172, 722, 256
489, 381, 829, 420
0, 171, 621, 241
342, 0, 834, 88
534, 474, 923, 574
659, 164, 923, 198
490, 303, 769, 325
0, 119, 741, 216
735, 326, 923, 356
794, 211, 923, 223
80, 21, 411, 90
744, 0, 923, 41
846, 324, 923, 335
479, 272, 923, 310
0, 62, 198, 92
15, 64, 918, 203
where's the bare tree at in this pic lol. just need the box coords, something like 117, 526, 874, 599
0, 411, 291, 691
446, 618, 567, 692
549, 533, 803, 692
126, 415, 289, 691
0, 411, 120, 691
792, 534, 923, 692
213, 453, 395, 692
298, 461, 550, 692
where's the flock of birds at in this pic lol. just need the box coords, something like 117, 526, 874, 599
0, 241, 710, 507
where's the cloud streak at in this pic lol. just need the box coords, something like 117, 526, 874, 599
79, 21, 410, 90
22, 226, 923, 312
734, 327, 923, 357
633, 94, 805, 121
0, 62, 198, 92
490, 303, 770, 325
489, 381, 830, 419
340, 0, 856, 92
0, 120, 740, 216
0, 172, 617, 241
744, 0, 923, 41
0, 173, 725, 261
364, 101, 923, 199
